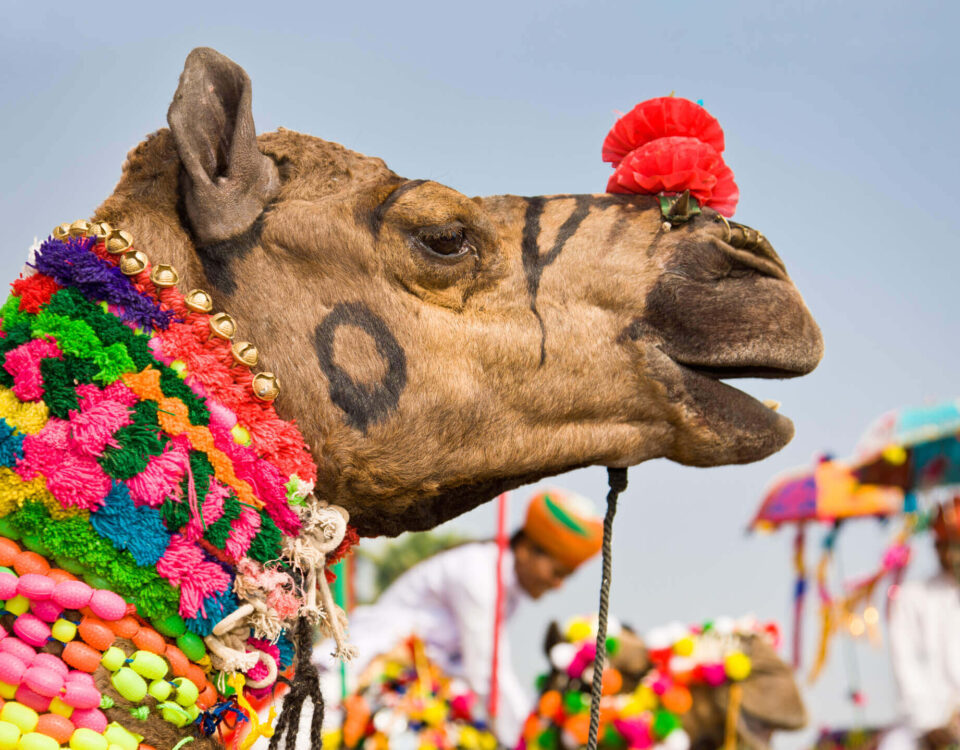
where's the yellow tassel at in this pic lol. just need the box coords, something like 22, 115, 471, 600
228, 673, 277, 750
723, 682, 742, 750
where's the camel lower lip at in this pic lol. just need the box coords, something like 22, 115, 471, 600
669, 358, 796, 463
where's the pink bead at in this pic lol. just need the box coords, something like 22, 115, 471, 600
88, 589, 126, 621
15, 683, 52, 712
61, 680, 101, 709
0, 654, 26, 684
24, 665, 64, 697
17, 573, 54, 600
0, 571, 17, 599
30, 599, 62, 623
52, 580, 93, 610
0, 637, 36, 664
12, 613, 51, 647
65, 670, 95, 687
701, 663, 727, 687
70, 707, 107, 733
32, 653, 68, 678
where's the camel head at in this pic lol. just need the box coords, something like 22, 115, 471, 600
94, 47, 822, 536
540, 621, 807, 750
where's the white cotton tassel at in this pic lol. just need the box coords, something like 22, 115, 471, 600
21, 237, 40, 278
316, 562, 358, 662
206, 628, 261, 673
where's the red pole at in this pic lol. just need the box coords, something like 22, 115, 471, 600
488, 492, 509, 721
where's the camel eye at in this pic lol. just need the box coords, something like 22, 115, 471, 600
415, 226, 473, 258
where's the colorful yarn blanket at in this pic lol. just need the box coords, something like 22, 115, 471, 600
0, 224, 356, 749
523, 614, 779, 750
327, 636, 499, 750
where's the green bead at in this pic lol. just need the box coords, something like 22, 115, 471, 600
563, 691, 587, 715
0, 566, 13, 576
185, 704, 200, 721
6, 595, 29, 615
536, 727, 558, 750
111, 667, 148, 703
100, 647, 126, 672
148, 680, 172, 702
152, 613, 186, 638
83, 573, 111, 590
175, 631, 206, 662
603, 724, 626, 749
54, 555, 86, 575
172, 677, 198, 707
0, 517, 20, 539
213, 672, 236, 697
131, 651, 168, 681
157, 701, 190, 728
652, 710, 682, 740
19, 534, 51, 557
534, 673, 549, 692
606, 636, 620, 656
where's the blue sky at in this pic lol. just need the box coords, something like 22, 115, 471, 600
2, 1, 958, 745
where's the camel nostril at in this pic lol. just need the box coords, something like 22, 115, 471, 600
717, 216, 787, 277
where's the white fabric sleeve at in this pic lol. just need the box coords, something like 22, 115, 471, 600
447, 553, 529, 746
888, 584, 951, 732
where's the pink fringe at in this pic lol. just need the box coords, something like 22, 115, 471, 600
223, 505, 261, 563
4, 339, 63, 401
68, 393, 133, 457
127, 435, 190, 508
182, 479, 230, 541
156, 534, 232, 618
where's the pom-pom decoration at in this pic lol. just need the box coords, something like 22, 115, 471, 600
603, 97, 740, 217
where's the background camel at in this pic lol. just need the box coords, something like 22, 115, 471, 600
93, 47, 822, 537
538, 621, 807, 750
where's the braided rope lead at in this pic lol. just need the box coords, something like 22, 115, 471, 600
586, 467, 628, 750
269, 617, 325, 750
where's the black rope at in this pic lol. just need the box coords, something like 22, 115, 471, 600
586, 467, 628, 750
269, 617, 325, 750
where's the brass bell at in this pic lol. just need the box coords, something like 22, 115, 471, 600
68, 220, 90, 237
209, 312, 236, 340
106, 229, 134, 255
184, 289, 214, 314
119, 250, 149, 276
86, 221, 113, 239
52, 224, 71, 241
231, 341, 259, 367
150, 264, 180, 288
252, 372, 280, 401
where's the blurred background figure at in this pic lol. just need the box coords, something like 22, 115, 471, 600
315, 488, 605, 746
883, 497, 960, 750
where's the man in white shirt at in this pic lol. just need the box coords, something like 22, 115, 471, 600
321, 488, 604, 747
884, 497, 960, 750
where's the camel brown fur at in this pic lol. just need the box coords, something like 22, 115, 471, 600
542, 623, 807, 750
89, 47, 822, 537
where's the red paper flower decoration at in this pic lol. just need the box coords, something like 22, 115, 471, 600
603, 97, 739, 216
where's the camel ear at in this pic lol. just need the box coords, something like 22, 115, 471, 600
543, 621, 563, 656
612, 628, 650, 689
738, 637, 807, 730
167, 47, 279, 246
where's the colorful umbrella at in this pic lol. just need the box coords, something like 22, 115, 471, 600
750, 458, 903, 530
853, 399, 960, 494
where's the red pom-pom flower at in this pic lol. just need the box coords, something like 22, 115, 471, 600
603, 97, 739, 216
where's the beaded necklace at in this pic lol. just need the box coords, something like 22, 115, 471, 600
0, 221, 356, 749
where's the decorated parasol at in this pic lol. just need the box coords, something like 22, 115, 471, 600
748, 454, 913, 716
853, 398, 960, 501
750, 457, 903, 531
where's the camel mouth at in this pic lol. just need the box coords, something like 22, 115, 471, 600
648, 349, 798, 465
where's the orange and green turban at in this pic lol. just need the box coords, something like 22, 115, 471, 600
523, 488, 603, 570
